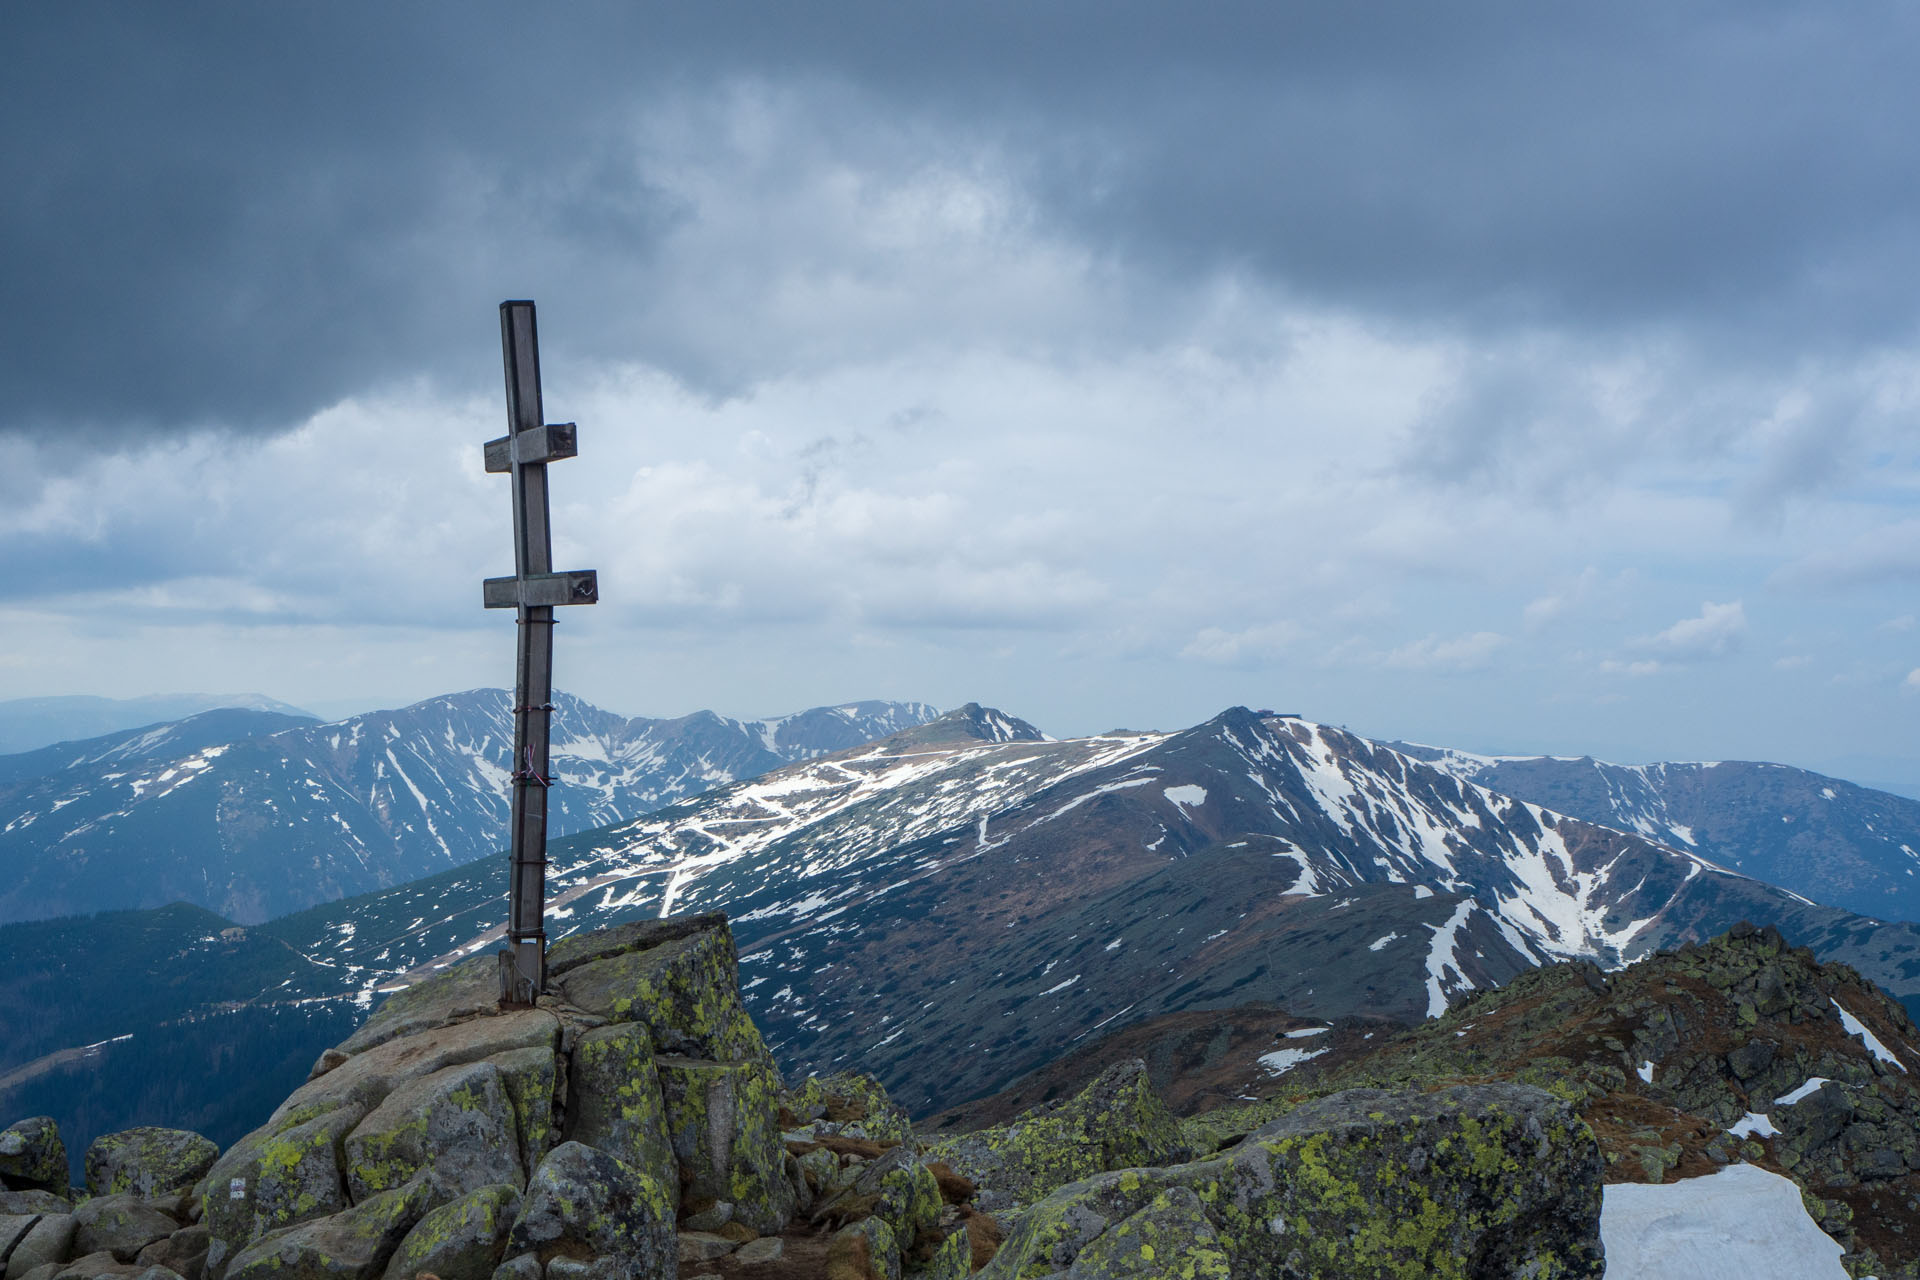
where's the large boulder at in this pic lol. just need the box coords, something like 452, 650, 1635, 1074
86, 1130, 219, 1200
71, 1199, 181, 1265
6, 1214, 76, 1280
983, 1083, 1605, 1279
342, 1061, 523, 1203
562, 1025, 673, 1204
0, 1120, 68, 1195
223, 1172, 445, 1280
922, 1060, 1190, 1215
550, 917, 771, 1069
201, 1106, 358, 1256
655, 1056, 794, 1234
502, 1143, 673, 1280
379, 1182, 519, 1280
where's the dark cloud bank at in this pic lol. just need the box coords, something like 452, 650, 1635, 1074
7, 2, 1920, 441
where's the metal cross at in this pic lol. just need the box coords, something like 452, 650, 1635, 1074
484, 300, 599, 1006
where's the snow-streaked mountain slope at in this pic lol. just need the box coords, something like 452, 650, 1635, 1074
0, 691, 937, 925
1397, 745, 1920, 926
243, 707, 1920, 1114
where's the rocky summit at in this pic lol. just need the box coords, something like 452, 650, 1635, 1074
1, 913, 1611, 1279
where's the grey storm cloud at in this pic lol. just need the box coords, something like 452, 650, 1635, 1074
7, 2, 1920, 441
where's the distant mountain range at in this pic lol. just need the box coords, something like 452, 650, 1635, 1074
1396, 745, 1920, 926
0, 691, 938, 924
0, 692, 317, 755
13, 701, 1920, 1172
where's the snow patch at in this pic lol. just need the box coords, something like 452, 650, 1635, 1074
1257, 1047, 1329, 1076
1163, 784, 1208, 810
1368, 932, 1399, 952
1637, 1060, 1655, 1084
1729, 1113, 1780, 1138
1832, 999, 1907, 1072
1599, 1163, 1848, 1279
1775, 1077, 1832, 1106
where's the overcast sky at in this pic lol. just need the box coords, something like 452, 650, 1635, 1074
3, 3, 1918, 788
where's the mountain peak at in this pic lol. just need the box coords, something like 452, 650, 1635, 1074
869, 702, 1045, 750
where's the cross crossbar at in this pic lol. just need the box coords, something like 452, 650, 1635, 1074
487, 300, 599, 1007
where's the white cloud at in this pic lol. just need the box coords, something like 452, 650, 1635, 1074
1631, 601, 1747, 661
1600, 659, 1664, 678
1383, 632, 1509, 673
1905, 669, 1920, 693
1181, 622, 1300, 666
1773, 654, 1813, 671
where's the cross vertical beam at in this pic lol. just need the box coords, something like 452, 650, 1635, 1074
484, 300, 598, 1006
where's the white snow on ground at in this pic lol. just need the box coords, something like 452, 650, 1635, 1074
1256, 1047, 1329, 1076
1413, 885, 1434, 899
1599, 1163, 1849, 1279
1423, 900, 1478, 1018
1833, 999, 1907, 1071
1284, 1026, 1330, 1039
1368, 931, 1399, 952
1729, 1113, 1780, 1138
1775, 1077, 1831, 1106
1637, 1060, 1655, 1084
1163, 784, 1207, 810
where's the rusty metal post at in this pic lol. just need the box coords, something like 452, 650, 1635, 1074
484, 300, 598, 1005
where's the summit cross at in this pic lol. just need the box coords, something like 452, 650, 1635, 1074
484, 300, 599, 1006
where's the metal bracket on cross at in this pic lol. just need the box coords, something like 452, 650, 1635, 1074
484, 299, 599, 1008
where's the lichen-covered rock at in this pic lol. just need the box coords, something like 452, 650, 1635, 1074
922, 1060, 1190, 1215
984, 1083, 1604, 1280
343, 1061, 523, 1203
553, 920, 770, 1068
201, 1104, 358, 1256
911, 1226, 972, 1280
784, 1073, 913, 1144
86, 1130, 220, 1200
72, 1198, 181, 1264
656, 1056, 794, 1234
0, 1120, 68, 1195
828, 1216, 900, 1280
504, 1143, 672, 1280
379, 1182, 519, 1280
563, 1024, 673, 1207
837, 1149, 941, 1255
223, 1172, 445, 1280
485, 1048, 556, 1177
7, 1214, 77, 1280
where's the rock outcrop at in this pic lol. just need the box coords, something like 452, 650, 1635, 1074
983, 1083, 1603, 1279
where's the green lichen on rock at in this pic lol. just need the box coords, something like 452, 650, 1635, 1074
71, 1194, 181, 1263
486, 1046, 558, 1176
553, 921, 771, 1069
505, 1142, 672, 1280
923, 1060, 1191, 1215
655, 1056, 794, 1233
829, 1215, 901, 1280
984, 1084, 1604, 1280
562, 1024, 673, 1209
1067, 1185, 1232, 1280
343, 1061, 522, 1203
225, 1170, 446, 1280
204, 1105, 359, 1252
908, 1225, 972, 1280
0, 1118, 69, 1195
84, 1127, 220, 1199
784, 1072, 913, 1144
381, 1182, 520, 1280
